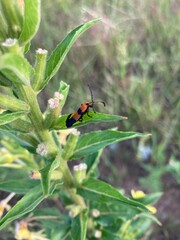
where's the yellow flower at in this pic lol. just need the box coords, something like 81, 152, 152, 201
147, 205, 157, 214
15, 221, 32, 240
15, 220, 49, 240
131, 189, 157, 214
131, 189, 146, 199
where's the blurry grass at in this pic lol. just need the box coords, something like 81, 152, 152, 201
32, 0, 180, 191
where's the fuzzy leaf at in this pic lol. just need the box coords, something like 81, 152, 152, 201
0, 53, 34, 85
132, 192, 163, 205
71, 209, 88, 240
44, 19, 100, 89
0, 111, 27, 126
59, 81, 70, 110
40, 151, 61, 196
83, 150, 102, 178
139, 212, 162, 226
77, 178, 148, 211
19, 0, 41, 45
0, 129, 37, 153
0, 184, 56, 230
51, 112, 126, 130
71, 130, 147, 159
0, 179, 39, 194
0, 93, 30, 112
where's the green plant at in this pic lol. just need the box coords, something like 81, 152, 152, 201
0, 1, 161, 239
36, 0, 179, 194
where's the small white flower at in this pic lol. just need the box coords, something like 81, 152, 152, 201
54, 92, 64, 100
48, 98, 59, 109
36, 143, 48, 156
36, 48, 48, 54
48, 92, 64, 109
73, 163, 87, 172
94, 230, 102, 238
92, 209, 100, 218
71, 128, 80, 136
1, 38, 17, 47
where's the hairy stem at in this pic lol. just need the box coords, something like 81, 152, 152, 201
17, 84, 58, 159
59, 159, 86, 207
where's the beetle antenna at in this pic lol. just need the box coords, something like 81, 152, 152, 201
87, 84, 105, 113
88, 84, 94, 103
88, 84, 96, 113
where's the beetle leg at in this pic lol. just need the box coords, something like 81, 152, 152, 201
79, 116, 83, 122
92, 106, 96, 113
87, 112, 92, 118
86, 108, 92, 118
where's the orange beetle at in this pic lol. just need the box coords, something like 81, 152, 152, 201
66, 85, 105, 128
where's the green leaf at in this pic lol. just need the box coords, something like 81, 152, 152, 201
71, 209, 88, 240
0, 93, 30, 112
83, 150, 102, 177
40, 151, 61, 196
0, 53, 34, 85
0, 179, 39, 194
139, 212, 162, 226
0, 72, 12, 87
132, 192, 163, 205
59, 81, 70, 110
0, 184, 56, 230
34, 208, 71, 240
7, 118, 33, 133
23, 42, 31, 54
0, 0, 23, 38
101, 229, 120, 240
44, 19, 100, 89
0, 111, 27, 126
91, 201, 142, 221
77, 178, 148, 211
51, 112, 126, 130
19, 0, 41, 45
71, 130, 147, 159
0, 129, 37, 153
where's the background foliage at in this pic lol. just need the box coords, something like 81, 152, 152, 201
0, 0, 179, 239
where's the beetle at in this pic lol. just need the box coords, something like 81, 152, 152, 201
66, 84, 105, 128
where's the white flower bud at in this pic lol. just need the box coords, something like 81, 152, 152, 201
92, 209, 100, 218
71, 128, 80, 136
36, 143, 48, 156
94, 230, 102, 238
48, 98, 59, 109
54, 92, 64, 100
36, 48, 48, 54
73, 163, 87, 172
1, 38, 17, 47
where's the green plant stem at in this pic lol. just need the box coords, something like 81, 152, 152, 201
14, 84, 85, 206
32, 49, 48, 91
69, 188, 86, 208
59, 159, 86, 208
17, 84, 58, 159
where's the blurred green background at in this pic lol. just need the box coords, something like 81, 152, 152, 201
28, 0, 180, 239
